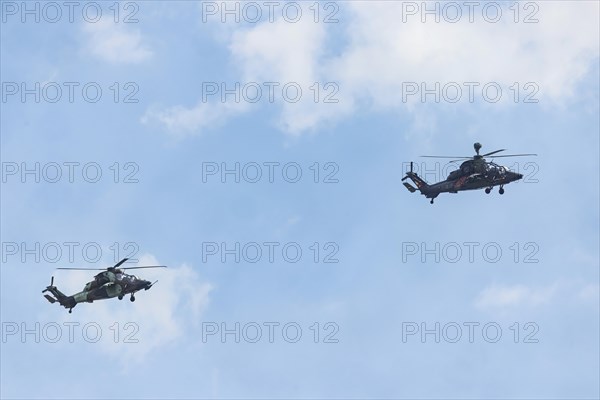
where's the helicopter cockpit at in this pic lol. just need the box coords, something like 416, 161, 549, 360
486, 162, 508, 178
116, 273, 137, 283
446, 160, 508, 181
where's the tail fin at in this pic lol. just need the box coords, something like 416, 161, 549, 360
402, 162, 429, 192
42, 277, 75, 310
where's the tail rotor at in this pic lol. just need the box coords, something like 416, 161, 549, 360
402, 162, 414, 181
42, 276, 57, 303
42, 276, 55, 293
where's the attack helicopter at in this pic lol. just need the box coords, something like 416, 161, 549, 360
42, 258, 166, 313
403, 142, 536, 204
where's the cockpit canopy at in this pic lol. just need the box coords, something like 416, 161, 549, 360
116, 273, 137, 282
446, 161, 508, 180
487, 162, 507, 175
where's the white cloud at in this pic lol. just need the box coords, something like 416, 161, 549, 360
475, 280, 600, 311
148, 2, 599, 136
230, 15, 359, 135
83, 20, 152, 64
141, 101, 249, 138
144, 15, 347, 137
578, 283, 600, 302
475, 283, 557, 309
229, 18, 325, 84
326, 2, 599, 112
54, 254, 212, 364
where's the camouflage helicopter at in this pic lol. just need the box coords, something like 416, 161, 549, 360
42, 258, 166, 313
403, 142, 536, 204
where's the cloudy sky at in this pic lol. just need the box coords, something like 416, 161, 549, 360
1, 1, 599, 398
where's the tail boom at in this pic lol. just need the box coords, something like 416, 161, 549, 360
402, 166, 439, 203
42, 278, 77, 311
402, 171, 430, 193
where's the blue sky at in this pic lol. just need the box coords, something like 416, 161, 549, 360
1, 1, 599, 399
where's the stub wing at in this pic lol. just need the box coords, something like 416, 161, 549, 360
43, 294, 56, 303
403, 182, 416, 192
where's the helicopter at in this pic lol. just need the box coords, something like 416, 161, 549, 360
42, 258, 167, 313
402, 142, 536, 204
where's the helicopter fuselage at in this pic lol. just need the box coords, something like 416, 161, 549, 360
75, 273, 153, 303
42, 261, 158, 313
403, 160, 524, 203
424, 170, 523, 196
402, 142, 535, 203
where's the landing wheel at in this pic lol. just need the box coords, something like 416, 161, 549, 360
130, 295, 136, 302
68, 309, 72, 314
485, 187, 491, 194
430, 198, 434, 204
499, 187, 505, 195
118, 295, 123, 300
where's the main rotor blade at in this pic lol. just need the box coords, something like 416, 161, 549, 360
121, 266, 167, 270
56, 265, 167, 271
481, 149, 505, 157
420, 156, 472, 159
488, 153, 537, 158
57, 257, 130, 271
113, 258, 129, 269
